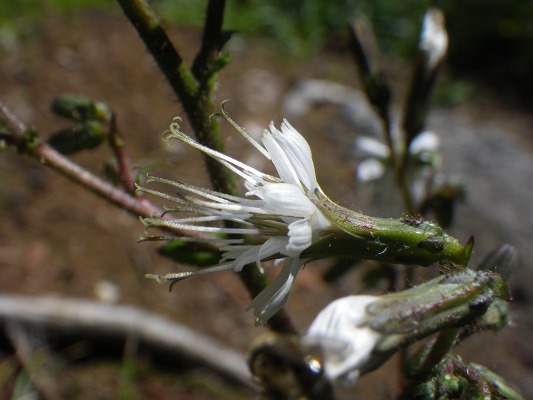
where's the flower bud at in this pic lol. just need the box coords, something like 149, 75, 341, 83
302, 269, 510, 385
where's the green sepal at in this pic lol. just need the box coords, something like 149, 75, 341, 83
468, 363, 524, 400
304, 230, 472, 267
311, 190, 472, 267
469, 299, 509, 333
406, 355, 524, 400
366, 270, 509, 353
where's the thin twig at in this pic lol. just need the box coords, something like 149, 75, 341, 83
347, 20, 414, 213
0, 103, 26, 133
116, 0, 198, 99
5, 323, 63, 400
37, 143, 156, 217
412, 327, 460, 377
108, 112, 136, 195
0, 294, 256, 389
0, 102, 212, 244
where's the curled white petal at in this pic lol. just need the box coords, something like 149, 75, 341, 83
269, 120, 319, 192
247, 257, 306, 323
261, 128, 302, 188
224, 236, 288, 273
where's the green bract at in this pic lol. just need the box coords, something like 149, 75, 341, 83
308, 190, 473, 266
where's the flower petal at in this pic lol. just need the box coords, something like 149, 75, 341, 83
142, 114, 338, 324
224, 236, 288, 273
246, 182, 316, 218
270, 120, 319, 192
247, 257, 306, 323
261, 128, 302, 187
286, 218, 313, 256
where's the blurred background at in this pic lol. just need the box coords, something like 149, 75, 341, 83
0, 0, 532, 398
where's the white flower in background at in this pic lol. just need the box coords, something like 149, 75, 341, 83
304, 295, 383, 385
420, 7, 448, 72
354, 136, 390, 182
355, 131, 441, 204
139, 110, 336, 324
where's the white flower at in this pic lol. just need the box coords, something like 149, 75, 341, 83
304, 295, 382, 385
354, 136, 390, 182
419, 8, 448, 72
139, 110, 335, 324
354, 131, 441, 204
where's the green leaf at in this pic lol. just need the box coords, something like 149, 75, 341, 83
51, 94, 111, 122
47, 121, 107, 155
158, 240, 221, 267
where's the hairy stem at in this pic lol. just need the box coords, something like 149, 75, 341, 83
0, 103, 209, 242
116, 0, 235, 195
192, 0, 227, 85
117, 0, 295, 333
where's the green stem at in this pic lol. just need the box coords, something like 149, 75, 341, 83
192, 0, 227, 86
414, 327, 460, 376
116, 0, 198, 97
400, 328, 460, 399
116, 0, 295, 333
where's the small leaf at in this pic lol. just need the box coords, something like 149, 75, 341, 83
47, 121, 106, 155
158, 240, 221, 267
51, 94, 111, 122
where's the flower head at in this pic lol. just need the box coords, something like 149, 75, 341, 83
303, 269, 511, 386
140, 106, 473, 324
139, 106, 335, 324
